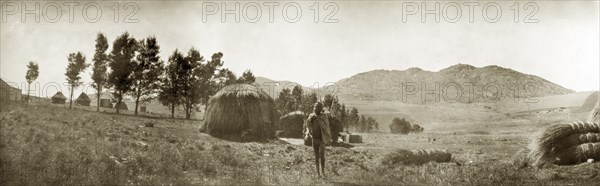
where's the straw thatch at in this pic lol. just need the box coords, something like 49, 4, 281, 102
279, 111, 305, 138
512, 148, 532, 168
381, 149, 452, 166
529, 122, 600, 167
588, 102, 600, 123
552, 142, 600, 165
51, 92, 66, 104
75, 93, 91, 106
203, 84, 279, 140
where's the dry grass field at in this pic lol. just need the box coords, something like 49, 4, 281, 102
1, 92, 600, 185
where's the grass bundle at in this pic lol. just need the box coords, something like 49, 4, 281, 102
552, 143, 600, 165
529, 122, 600, 167
204, 84, 279, 141
381, 149, 451, 166
553, 133, 600, 153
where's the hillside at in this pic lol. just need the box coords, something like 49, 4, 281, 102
332, 64, 573, 103
255, 77, 313, 98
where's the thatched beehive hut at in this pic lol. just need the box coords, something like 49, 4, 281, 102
115, 102, 128, 110
75, 93, 91, 106
203, 84, 279, 140
51, 92, 66, 104
279, 111, 305, 138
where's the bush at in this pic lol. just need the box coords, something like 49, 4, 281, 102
390, 118, 424, 134
390, 118, 411, 134
411, 124, 424, 133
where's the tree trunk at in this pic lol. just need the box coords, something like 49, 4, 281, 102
134, 96, 139, 116
186, 106, 190, 119
96, 87, 101, 112
134, 88, 140, 115
185, 100, 191, 119
116, 91, 121, 114
171, 104, 175, 118
69, 86, 74, 109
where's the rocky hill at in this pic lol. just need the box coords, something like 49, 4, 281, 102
331, 64, 573, 103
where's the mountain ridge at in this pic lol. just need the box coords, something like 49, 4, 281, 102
330, 63, 573, 103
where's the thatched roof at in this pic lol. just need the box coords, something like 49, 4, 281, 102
52, 92, 66, 100
279, 111, 306, 138
76, 93, 91, 102
203, 84, 279, 141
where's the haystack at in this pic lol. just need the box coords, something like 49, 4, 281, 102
279, 111, 305, 138
381, 149, 452, 166
528, 122, 600, 167
75, 93, 91, 106
588, 101, 600, 123
203, 84, 279, 140
51, 92, 66, 104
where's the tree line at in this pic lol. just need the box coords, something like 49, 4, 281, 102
274, 85, 379, 133
27, 32, 257, 119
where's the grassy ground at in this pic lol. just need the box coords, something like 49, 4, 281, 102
1, 101, 599, 185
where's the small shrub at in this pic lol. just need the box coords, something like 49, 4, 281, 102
389, 118, 411, 134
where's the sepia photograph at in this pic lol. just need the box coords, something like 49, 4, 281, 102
0, 0, 599, 185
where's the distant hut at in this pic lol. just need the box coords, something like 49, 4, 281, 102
51, 92, 66, 104
75, 93, 91, 106
203, 84, 279, 140
95, 92, 113, 108
115, 102, 128, 110
0, 78, 21, 102
279, 111, 305, 138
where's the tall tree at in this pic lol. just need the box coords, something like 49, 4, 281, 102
302, 92, 318, 114
65, 52, 88, 109
181, 48, 204, 119
276, 88, 292, 114
215, 68, 237, 89
323, 94, 334, 108
91, 33, 109, 112
237, 70, 256, 84
349, 107, 359, 130
130, 36, 164, 115
358, 115, 366, 132
196, 52, 227, 112
291, 85, 303, 110
108, 32, 137, 114
339, 103, 347, 129
159, 49, 185, 118
25, 61, 39, 103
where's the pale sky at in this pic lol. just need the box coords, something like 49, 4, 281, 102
1, 0, 598, 98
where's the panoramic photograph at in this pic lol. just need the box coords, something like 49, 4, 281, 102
0, 0, 599, 185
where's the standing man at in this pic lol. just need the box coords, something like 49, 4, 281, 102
305, 102, 331, 177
